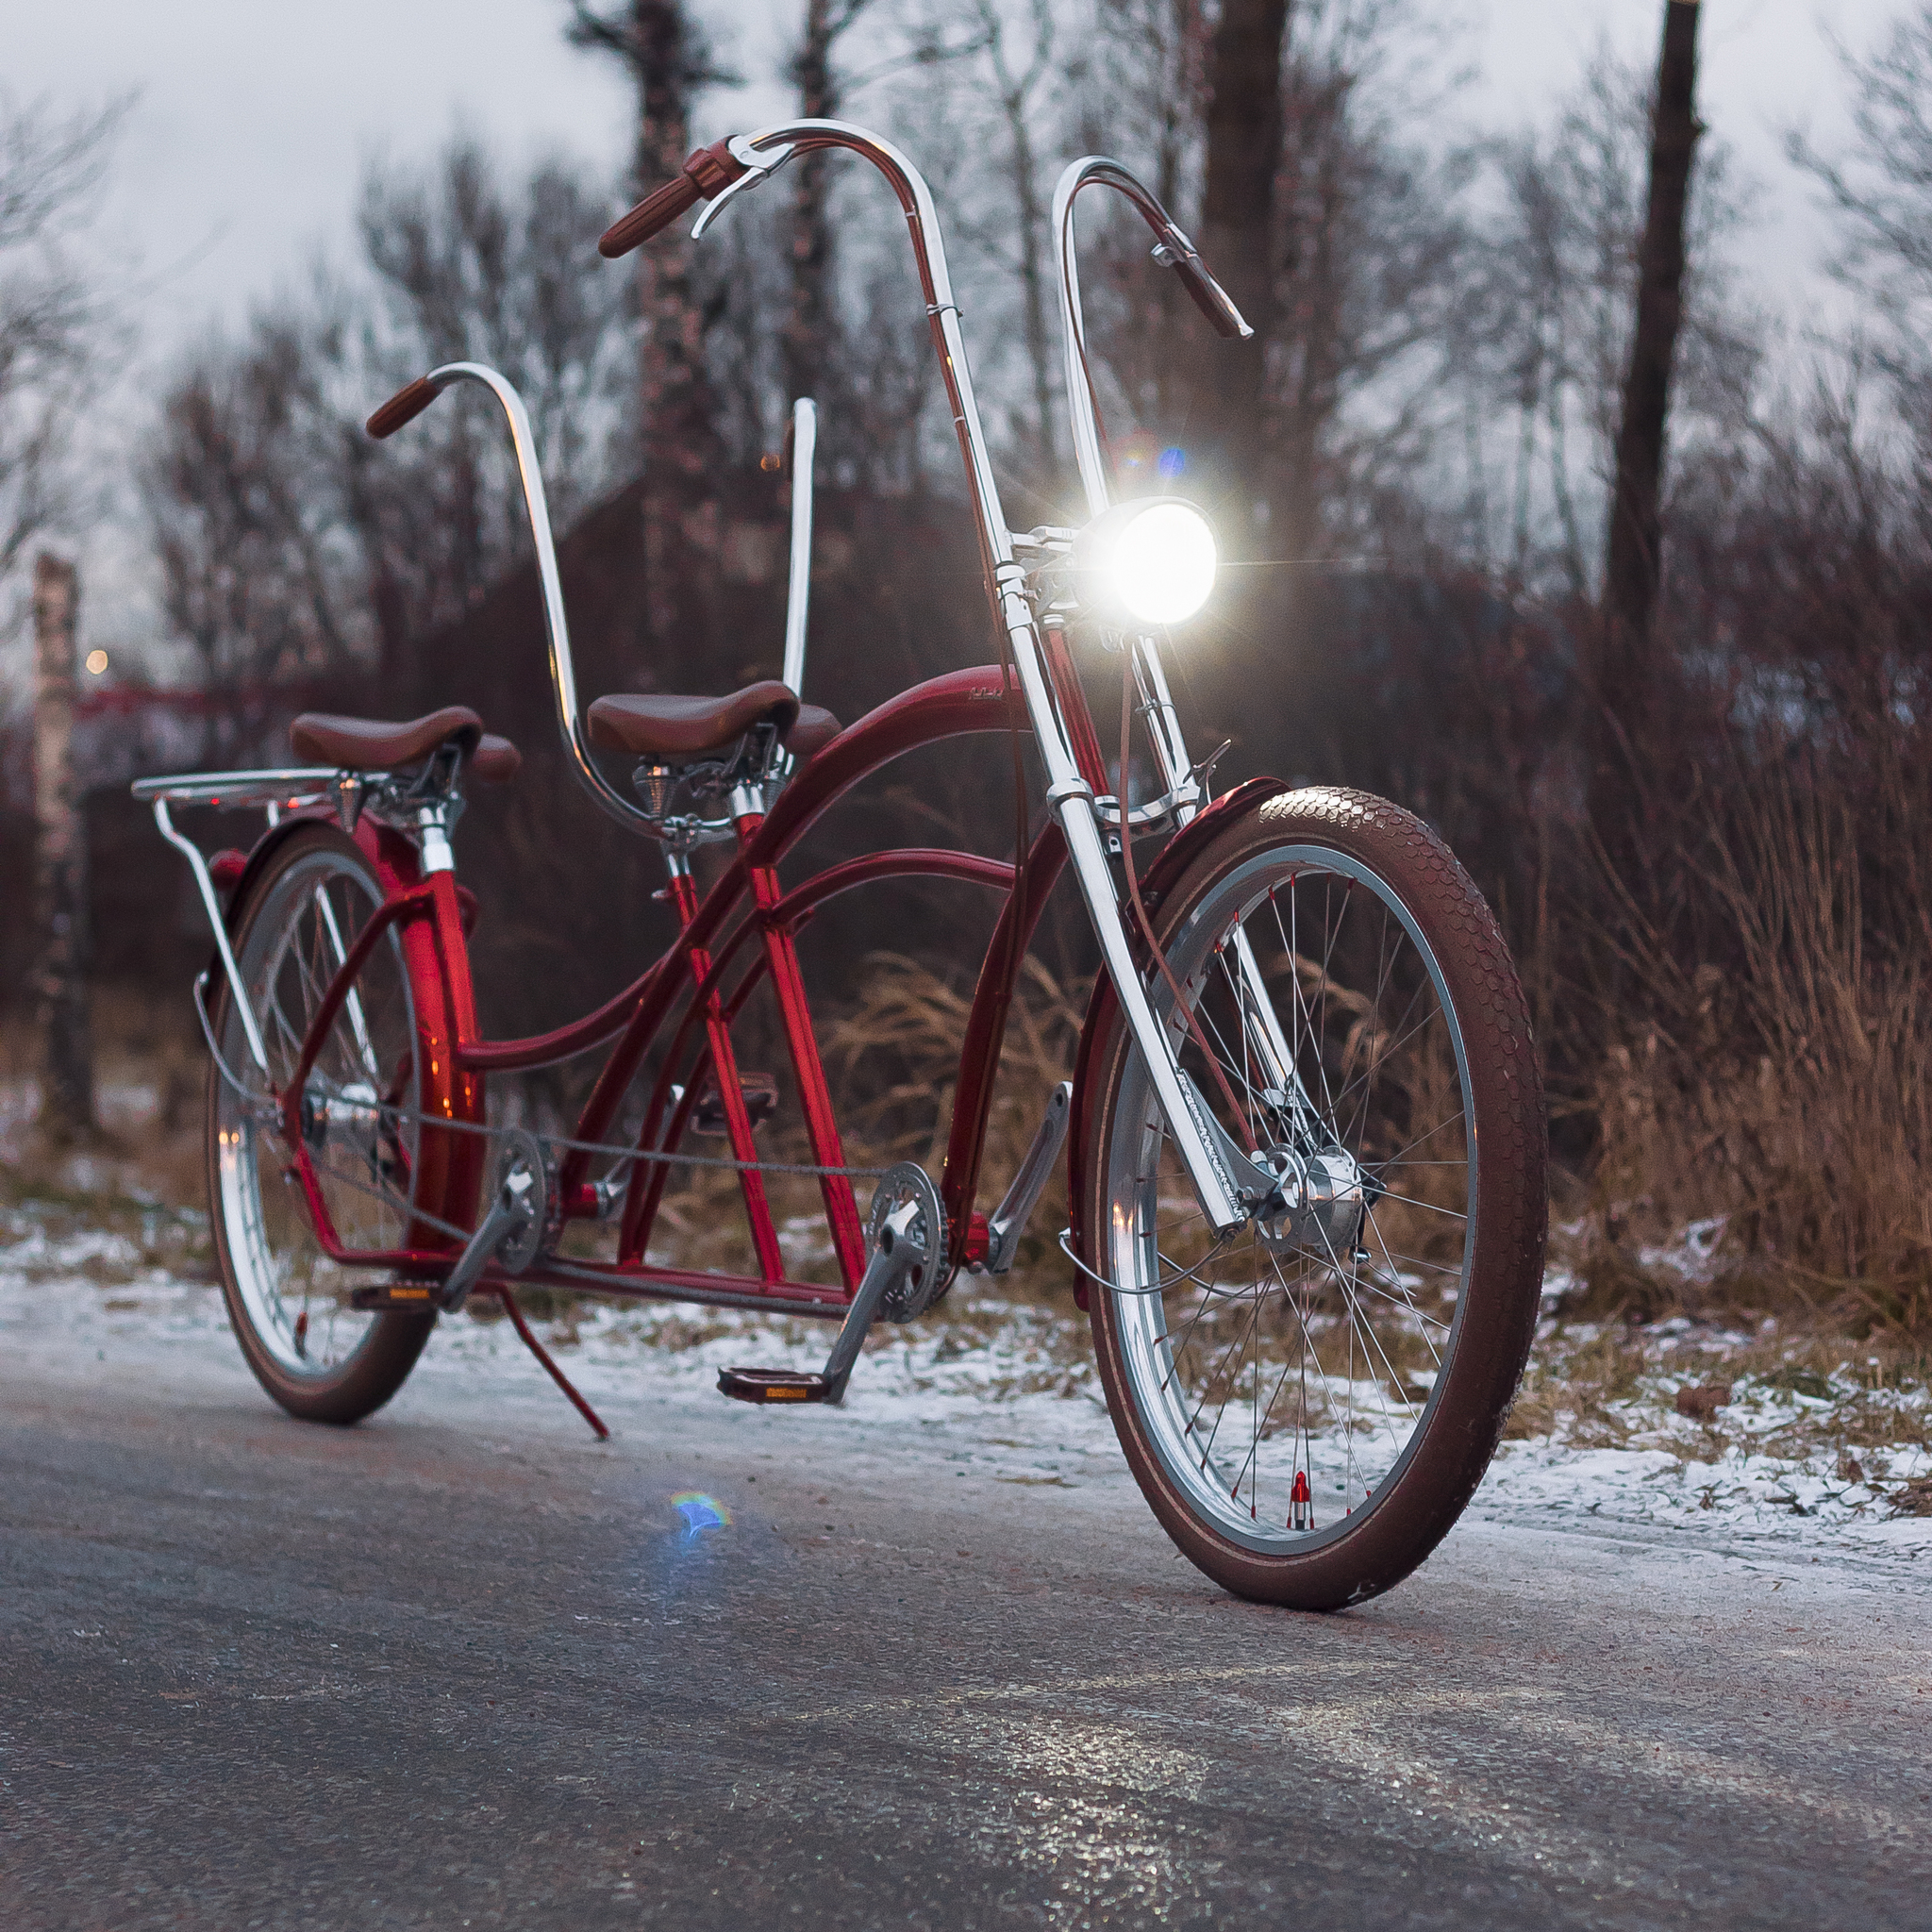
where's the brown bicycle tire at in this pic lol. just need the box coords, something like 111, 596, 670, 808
1079, 787, 1547, 1608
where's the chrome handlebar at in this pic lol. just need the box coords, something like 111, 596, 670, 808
1051, 157, 1251, 520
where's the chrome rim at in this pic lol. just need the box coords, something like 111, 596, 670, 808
214, 847, 420, 1378
1101, 846, 1476, 1555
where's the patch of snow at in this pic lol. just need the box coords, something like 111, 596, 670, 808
3, 1225, 1926, 1570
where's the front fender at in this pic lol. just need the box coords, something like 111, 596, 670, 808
1065, 776, 1291, 1305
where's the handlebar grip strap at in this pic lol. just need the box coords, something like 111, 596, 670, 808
598, 140, 750, 258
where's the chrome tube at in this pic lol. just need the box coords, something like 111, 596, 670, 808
782, 396, 816, 695
152, 798, 269, 1075
1049, 158, 1211, 811
131, 769, 338, 808
1049, 155, 1324, 1192
411, 361, 658, 838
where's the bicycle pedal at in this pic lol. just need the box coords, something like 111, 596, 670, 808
691, 1073, 778, 1136
717, 1366, 831, 1405
349, 1282, 440, 1311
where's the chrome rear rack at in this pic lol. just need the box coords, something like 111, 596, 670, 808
130, 768, 343, 809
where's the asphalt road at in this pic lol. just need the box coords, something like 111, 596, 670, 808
3, 1319, 1929, 1930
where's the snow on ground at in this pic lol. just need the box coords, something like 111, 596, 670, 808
2, 1198, 1928, 1573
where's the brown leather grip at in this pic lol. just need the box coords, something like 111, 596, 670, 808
1171, 254, 1248, 340
599, 174, 703, 258
366, 376, 441, 440
598, 140, 751, 258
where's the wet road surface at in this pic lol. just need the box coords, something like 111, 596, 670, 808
2, 1324, 1928, 1929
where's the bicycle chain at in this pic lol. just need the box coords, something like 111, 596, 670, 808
362, 1095, 898, 1185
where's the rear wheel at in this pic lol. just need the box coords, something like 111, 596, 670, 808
206, 824, 435, 1424
1079, 788, 1546, 1608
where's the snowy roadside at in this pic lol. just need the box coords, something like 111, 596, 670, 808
3, 1205, 1928, 1574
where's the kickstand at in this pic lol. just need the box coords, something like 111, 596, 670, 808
487, 1285, 610, 1440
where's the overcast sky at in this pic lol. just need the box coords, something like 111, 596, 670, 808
11, 0, 1871, 358
2, 0, 1882, 658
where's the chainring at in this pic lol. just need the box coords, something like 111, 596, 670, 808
866, 1160, 950, 1323
491, 1126, 551, 1277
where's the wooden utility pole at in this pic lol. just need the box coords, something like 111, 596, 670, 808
31, 551, 94, 1143
1599, 0, 1702, 768
1195, 0, 1292, 509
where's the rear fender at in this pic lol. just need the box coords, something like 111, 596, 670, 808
215, 808, 341, 939
209, 807, 486, 1257
1065, 777, 1291, 1307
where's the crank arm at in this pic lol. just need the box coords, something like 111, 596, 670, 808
815, 1203, 916, 1402
435, 1193, 520, 1314
717, 1195, 921, 1407
985, 1081, 1072, 1274
438, 1158, 540, 1312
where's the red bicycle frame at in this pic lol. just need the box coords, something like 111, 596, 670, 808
275, 661, 1068, 1321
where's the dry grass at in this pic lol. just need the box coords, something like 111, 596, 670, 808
814, 949, 1088, 1290
1578, 771, 1932, 1341
0, 990, 210, 1239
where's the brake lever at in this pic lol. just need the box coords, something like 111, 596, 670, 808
691, 137, 799, 241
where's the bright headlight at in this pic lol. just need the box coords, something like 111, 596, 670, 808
1072, 497, 1218, 627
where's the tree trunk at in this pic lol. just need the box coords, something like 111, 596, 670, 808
32, 552, 94, 1144
1195, 0, 1292, 508
1599, 0, 1701, 760
621, 0, 721, 658
783, 0, 841, 415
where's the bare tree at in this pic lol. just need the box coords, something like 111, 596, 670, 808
0, 97, 123, 582
567, 2, 736, 648
1599, 0, 1702, 741
1790, 3, 1932, 446
883, 0, 1071, 497
784, 2, 880, 415
146, 140, 630, 748
31, 551, 92, 1141
1077, 0, 1210, 439
1441, 35, 1753, 601
1194, 0, 1291, 502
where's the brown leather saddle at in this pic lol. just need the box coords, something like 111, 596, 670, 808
290, 705, 521, 784
287, 684, 840, 788
586, 679, 840, 767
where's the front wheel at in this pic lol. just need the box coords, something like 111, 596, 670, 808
1077, 788, 1546, 1608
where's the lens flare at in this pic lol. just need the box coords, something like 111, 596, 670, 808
671, 1491, 730, 1534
